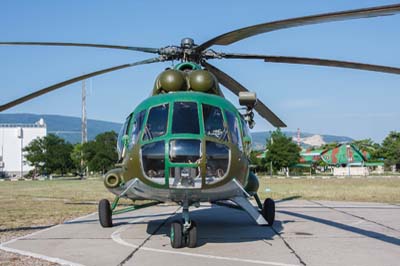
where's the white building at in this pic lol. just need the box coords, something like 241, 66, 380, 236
0, 119, 47, 178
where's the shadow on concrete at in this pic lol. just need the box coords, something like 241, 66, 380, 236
278, 210, 400, 246
275, 196, 302, 203
146, 206, 284, 247
65, 212, 176, 226
0, 224, 55, 233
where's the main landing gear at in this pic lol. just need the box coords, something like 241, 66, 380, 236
262, 198, 275, 225
170, 201, 198, 248
98, 197, 161, 228
254, 193, 275, 226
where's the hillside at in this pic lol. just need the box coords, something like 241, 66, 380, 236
0, 113, 353, 147
251, 131, 353, 150
0, 113, 122, 143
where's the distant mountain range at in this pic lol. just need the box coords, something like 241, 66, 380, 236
0, 113, 121, 144
251, 131, 353, 150
0, 113, 353, 148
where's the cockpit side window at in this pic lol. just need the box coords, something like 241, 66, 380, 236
130, 110, 146, 147
240, 116, 252, 155
143, 104, 169, 141
240, 116, 251, 140
202, 104, 227, 141
225, 110, 243, 151
172, 102, 199, 134
117, 113, 133, 156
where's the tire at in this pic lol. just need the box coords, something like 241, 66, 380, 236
262, 198, 275, 226
186, 221, 197, 248
98, 199, 113, 228
170, 222, 183, 248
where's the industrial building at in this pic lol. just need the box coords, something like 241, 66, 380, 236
0, 119, 47, 178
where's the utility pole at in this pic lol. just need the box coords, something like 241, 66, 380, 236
270, 137, 273, 178
81, 80, 88, 179
17, 127, 23, 179
297, 128, 301, 146
82, 79, 87, 144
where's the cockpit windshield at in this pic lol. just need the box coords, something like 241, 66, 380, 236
172, 102, 199, 134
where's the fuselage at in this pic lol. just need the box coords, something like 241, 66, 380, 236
105, 91, 253, 202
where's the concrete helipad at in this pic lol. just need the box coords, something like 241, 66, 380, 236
1, 200, 399, 266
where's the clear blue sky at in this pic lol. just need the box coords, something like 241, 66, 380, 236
1, 0, 399, 142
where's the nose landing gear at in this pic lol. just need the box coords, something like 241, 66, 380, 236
170, 201, 198, 248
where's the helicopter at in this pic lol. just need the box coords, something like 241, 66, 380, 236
1, 4, 400, 249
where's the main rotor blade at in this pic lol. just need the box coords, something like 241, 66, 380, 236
0, 42, 159, 54
197, 4, 400, 51
0, 57, 162, 112
202, 61, 286, 128
220, 53, 400, 75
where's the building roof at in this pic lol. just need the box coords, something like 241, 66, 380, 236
0, 119, 46, 128
321, 144, 370, 166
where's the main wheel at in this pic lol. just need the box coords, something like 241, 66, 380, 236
186, 221, 197, 248
170, 222, 184, 248
98, 199, 113, 228
262, 198, 275, 226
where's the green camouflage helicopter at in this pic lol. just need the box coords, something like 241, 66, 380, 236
1, 4, 400, 249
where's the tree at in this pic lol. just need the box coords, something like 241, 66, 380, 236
249, 151, 266, 172
71, 143, 85, 174
24, 134, 74, 176
351, 138, 381, 160
320, 142, 339, 150
82, 131, 118, 174
380, 131, 400, 170
264, 129, 300, 175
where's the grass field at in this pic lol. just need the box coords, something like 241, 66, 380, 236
258, 177, 400, 204
1, 177, 399, 233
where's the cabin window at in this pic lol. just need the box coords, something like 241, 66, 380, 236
225, 110, 243, 151
172, 102, 199, 134
141, 141, 165, 184
169, 139, 201, 163
205, 141, 229, 184
202, 104, 227, 141
143, 104, 169, 141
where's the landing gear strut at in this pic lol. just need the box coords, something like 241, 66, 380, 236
252, 193, 275, 226
170, 201, 198, 248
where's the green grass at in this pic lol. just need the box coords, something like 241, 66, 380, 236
0, 178, 114, 230
1, 177, 399, 232
258, 177, 400, 203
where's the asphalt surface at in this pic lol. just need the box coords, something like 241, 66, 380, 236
1, 200, 399, 266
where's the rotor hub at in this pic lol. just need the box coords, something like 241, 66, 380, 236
181, 38, 195, 49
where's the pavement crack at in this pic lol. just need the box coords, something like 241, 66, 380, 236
309, 200, 400, 233
271, 226, 307, 266
117, 207, 179, 266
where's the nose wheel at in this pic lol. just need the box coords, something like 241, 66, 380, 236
170, 201, 198, 248
170, 220, 197, 248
